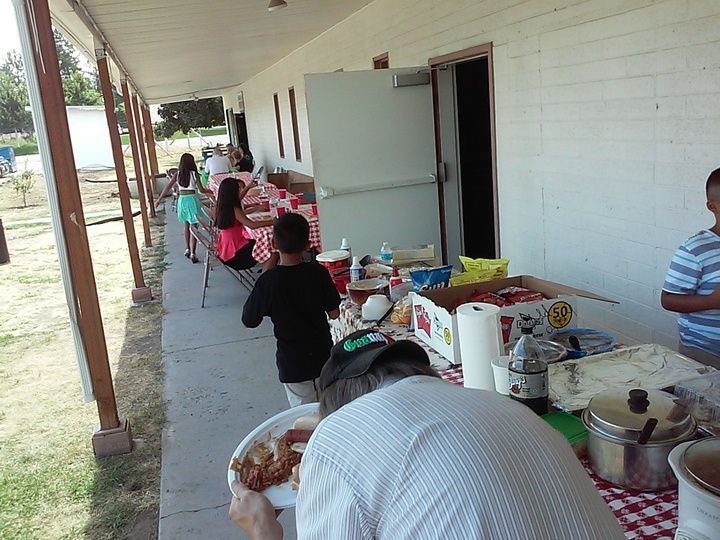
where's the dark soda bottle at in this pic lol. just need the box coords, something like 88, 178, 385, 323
508, 325, 548, 415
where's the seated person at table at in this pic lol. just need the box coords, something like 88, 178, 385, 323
229, 330, 625, 540
242, 213, 341, 407
215, 177, 274, 271
238, 142, 255, 170
662, 167, 720, 369
205, 146, 232, 176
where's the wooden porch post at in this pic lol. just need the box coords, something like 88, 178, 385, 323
121, 80, 152, 246
15, 0, 131, 455
141, 104, 160, 191
96, 46, 152, 304
131, 94, 156, 217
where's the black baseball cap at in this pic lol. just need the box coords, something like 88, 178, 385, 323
319, 330, 430, 391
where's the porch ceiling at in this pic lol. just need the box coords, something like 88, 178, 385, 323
49, 0, 373, 103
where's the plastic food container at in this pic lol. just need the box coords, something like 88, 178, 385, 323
346, 278, 389, 306
316, 250, 350, 272
542, 411, 588, 457
549, 328, 616, 359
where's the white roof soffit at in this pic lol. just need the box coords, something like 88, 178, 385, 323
48, 0, 374, 104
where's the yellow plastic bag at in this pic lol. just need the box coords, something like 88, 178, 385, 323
450, 257, 509, 286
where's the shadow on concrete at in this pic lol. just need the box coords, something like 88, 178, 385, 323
82, 217, 167, 540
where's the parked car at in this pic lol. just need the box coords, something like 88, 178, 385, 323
0, 146, 17, 175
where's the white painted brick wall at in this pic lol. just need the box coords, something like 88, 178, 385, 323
218, 0, 720, 352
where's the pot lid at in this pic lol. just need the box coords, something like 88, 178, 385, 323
316, 250, 350, 262
682, 437, 720, 496
584, 388, 695, 444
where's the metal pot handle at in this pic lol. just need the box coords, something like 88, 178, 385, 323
637, 417, 658, 445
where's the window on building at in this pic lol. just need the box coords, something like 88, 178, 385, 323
288, 87, 301, 162
373, 52, 389, 69
273, 93, 285, 158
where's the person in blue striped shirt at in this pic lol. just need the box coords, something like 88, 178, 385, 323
662, 168, 720, 369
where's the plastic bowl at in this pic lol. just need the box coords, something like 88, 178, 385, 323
504, 339, 567, 363
346, 278, 389, 306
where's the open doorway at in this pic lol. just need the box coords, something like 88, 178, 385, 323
456, 57, 495, 258
432, 44, 498, 266
235, 112, 249, 146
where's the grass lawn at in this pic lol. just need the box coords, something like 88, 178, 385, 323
1, 140, 39, 157
119, 125, 227, 145
0, 147, 192, 538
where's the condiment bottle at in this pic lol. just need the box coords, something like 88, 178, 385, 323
350, 256, 364, 282
340, 238, 352, 260
508, 326, 548, 415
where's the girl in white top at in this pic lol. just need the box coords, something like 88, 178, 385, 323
156, 153, 212, 263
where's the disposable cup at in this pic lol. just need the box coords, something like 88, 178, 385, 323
492, 356, 511, 395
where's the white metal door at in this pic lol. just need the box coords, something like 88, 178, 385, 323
305, 69, 440, 260
437, 66, 464, 268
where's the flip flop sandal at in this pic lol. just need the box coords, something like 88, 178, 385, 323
184, 249, 191, 258
190, 254, 199, 264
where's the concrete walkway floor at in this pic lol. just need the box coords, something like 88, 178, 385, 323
158, 205, 297, 539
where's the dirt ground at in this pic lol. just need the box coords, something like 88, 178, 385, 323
0, 147, 196, 539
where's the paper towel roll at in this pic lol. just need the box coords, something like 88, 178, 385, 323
457, 302, 502, 391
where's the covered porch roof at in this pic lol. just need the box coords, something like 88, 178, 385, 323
48, 0, 373, 103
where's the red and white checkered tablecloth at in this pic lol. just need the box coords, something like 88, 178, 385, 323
437, 366, 679, 540
244, 189, 280, 208
207, 172, 282, 205
245, 205, 322, 263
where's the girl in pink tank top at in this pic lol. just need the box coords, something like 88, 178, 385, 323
215, 177, 274, 271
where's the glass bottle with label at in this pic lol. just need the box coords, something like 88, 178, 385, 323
508, 326, 548, 415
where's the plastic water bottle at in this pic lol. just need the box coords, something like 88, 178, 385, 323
380, 242, 393, 263
508, 326, 548, 415
350, 256, 364, 282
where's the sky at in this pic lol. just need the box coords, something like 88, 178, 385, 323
0, 1, 21, 59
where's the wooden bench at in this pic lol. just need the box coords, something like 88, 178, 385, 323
190, 199, 259, 307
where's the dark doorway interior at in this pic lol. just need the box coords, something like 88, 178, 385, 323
235, 113, 249, 146
455, 57, 495, 258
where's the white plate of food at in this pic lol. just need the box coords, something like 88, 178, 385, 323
227, 403, 320, 509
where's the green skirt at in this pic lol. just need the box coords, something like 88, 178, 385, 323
177, 194, 207, 225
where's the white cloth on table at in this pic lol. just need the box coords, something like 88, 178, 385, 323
296, 375, 624, 540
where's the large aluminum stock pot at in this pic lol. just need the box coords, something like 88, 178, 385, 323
581, 388, 696, 491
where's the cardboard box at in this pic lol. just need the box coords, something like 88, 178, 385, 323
410, 276, 615, 364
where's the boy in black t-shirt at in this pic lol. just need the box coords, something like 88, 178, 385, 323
242, 213, 341, 407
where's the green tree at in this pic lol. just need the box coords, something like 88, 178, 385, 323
53, 29, 80, 78
114, 91, 127, 129
52, 29, 102, 106
155, 97, 225, 139
63, 70, 102, 106
0, 53, 32, 134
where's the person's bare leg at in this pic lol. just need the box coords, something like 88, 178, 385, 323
183, 223, 191, 256
190, 227, 198, 262
261, 252, 279, 273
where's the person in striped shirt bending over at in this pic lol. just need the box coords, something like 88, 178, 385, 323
662, 167, 720, 369
229, 330, 624, 540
